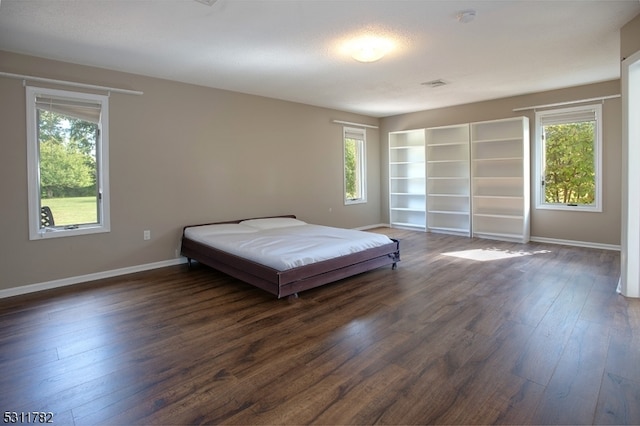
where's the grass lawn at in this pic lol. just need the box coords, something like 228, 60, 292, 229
41, 197, 97, 226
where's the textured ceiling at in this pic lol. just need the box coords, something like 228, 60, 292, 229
0, 0, 638, 117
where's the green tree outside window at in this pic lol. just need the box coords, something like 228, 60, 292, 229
542, 121, 595, 205
344, 138, 358, 200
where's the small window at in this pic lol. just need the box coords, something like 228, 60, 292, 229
535, 104, 602, 212
26, 86, 110, 239
343, 127, 367, 205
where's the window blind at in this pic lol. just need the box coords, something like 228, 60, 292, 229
36, 95, 102, 124
344, 128, 365, 140
539, 107, 597, 126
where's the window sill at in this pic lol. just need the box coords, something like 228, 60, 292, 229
30, 224, 110, 240
536, 204, 602, 213
345, 199, 367, 206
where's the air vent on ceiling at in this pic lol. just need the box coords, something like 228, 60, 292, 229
456, 9, 477, 24
421, 79, 448, 88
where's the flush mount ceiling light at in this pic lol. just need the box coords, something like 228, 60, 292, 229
456, 9, 477, 23
345, 35, 395, 63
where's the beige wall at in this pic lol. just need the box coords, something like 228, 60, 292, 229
3, 12, 635, 293
380, 80, 622, 246
621, 13, 640, 60
0, 51, 381, 291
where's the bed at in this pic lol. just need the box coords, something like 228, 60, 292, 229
180, 215, 400, 298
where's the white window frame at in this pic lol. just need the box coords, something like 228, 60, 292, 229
343, 127, 367, 205
534, 104, 602, 212
26, 86, 110, 240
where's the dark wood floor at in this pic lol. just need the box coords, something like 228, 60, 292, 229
1, 228, 639, 425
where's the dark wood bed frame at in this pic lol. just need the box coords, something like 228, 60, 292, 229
180, 215, 400, 298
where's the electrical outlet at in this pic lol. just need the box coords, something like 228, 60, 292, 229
143, 230, 151, 240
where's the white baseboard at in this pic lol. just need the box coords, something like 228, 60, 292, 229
0, 257, 188, 299
529, 236, 620, 251
2, 233, 617, 299
362, 225, 620, 251
3, 224, 389, 299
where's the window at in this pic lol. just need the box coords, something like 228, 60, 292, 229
343, 127, 366, 204
535, 104, 602, 212
26, 86, 110, 239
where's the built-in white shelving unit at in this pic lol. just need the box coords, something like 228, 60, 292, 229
425, 124, 471, 236
470, 117, 530, 243
388, 117, 530, 241
389, 129, 426, 231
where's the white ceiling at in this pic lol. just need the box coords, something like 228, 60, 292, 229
0, 0, 638, 117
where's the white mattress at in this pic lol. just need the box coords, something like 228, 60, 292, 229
183, 219, 393, 271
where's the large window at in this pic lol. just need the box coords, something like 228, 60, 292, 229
26, 86, 110, 239
535, 104, 602, 212
343, 127, 366, 205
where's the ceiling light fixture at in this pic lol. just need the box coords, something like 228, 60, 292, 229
194, 0, 217, 5
456, 9, 476, 23
346, 35, 395, 63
